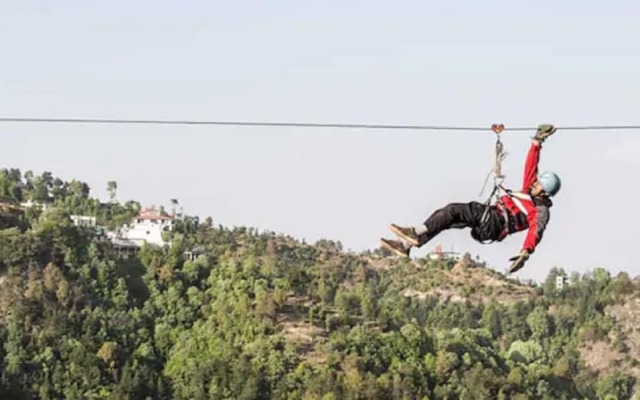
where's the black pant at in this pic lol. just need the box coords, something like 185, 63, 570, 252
418, 202, 506, 246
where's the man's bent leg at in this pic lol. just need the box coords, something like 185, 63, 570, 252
418, 202, 486, 245
380, 238, 411, 258
389, 224, 421, 246
389, 202, 486, 248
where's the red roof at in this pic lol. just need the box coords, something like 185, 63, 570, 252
137, 206, 173, 220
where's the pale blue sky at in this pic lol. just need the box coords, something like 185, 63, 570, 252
2, 1, 640, 282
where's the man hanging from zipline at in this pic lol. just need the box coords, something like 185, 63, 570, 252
380, 124, 560, 274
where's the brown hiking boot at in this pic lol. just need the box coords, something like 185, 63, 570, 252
389, 224, 419, 246
380, 238, 410, 258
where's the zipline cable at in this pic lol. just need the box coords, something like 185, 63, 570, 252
0, 117, 515, 131
2, 117, 640, 132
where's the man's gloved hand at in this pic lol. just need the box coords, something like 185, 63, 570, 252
534, 124, 556, 143
508, 249, 530, 274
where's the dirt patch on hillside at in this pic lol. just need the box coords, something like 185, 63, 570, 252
399, 258, 536, 305
276, 295, 327, 363
279, 318, 323, 344
403, 288, 467, 304
608, 297, 640, 359
579, 296, 640, 379
579, 340, 625, 372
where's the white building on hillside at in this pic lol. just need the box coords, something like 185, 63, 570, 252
556, 275, 569, 291
70, 215, 97, 227
428, 244, 463, 261
112, 206, 174, 247
20, 199, 50, 211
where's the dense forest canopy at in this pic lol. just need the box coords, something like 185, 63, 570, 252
0, 167, 639, 399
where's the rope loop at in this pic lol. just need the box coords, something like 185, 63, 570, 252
478, 124, 508, 198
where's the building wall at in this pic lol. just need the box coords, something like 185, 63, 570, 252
107, 207, 174, 247
70, 215, 97, 227
556, 276, 568, 291
121, 217, 172, 246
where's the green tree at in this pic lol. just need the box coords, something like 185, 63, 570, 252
107, 180, 118, 203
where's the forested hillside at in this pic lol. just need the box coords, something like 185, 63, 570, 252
0, 168, 639, 399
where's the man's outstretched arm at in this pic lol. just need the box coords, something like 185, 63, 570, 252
522, 141, 541, 191
522, 124, 556, 191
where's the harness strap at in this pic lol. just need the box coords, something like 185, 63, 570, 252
476, 188, 512, 244
500, 185, 532, 215
497, 185, 531, 216
476, 181, 537, 245
479, 183, 499, 224
474, 124, 512, 244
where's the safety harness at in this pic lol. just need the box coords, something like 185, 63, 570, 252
474, 124, 532, 244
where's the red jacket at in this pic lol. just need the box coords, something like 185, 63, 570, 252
497, 142, 552, 253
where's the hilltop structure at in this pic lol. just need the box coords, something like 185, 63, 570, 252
427, 243, 464, 261
106, 206, 174, 257
120, 206, 174, 246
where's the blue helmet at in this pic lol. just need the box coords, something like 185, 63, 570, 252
538, 171, 561, 196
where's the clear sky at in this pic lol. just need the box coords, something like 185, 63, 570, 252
2, 1, 640, 282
